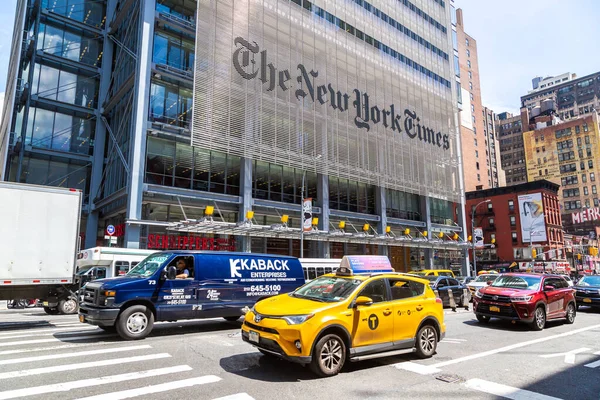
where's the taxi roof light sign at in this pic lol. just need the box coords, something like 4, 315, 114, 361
336, 256, 393, 276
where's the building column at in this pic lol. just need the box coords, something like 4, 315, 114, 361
422, 196, 434, 268
124, 0, 155, 248
85, 0, 115, 249
237, 157, 253, 253
375, 186, 388, 257
317, 173, 330, 258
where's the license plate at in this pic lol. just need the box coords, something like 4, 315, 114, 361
79, 315, 85, 323
583, 298, 592, 303
43, 301, 49, 306
249, 330, 259, 343
489, 306, 500, 312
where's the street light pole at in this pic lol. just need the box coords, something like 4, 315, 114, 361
300, 170, 306, 258
471, 199, 491, 277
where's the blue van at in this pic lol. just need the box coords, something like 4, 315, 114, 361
78, 251, 305, 340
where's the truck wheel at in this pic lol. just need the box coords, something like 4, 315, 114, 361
116, 305, 154, 340
309, 334, 346, 377
43, 306, 60, 315
58, 299, 78, 315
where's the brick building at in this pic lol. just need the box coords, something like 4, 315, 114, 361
466, 180, 564, 273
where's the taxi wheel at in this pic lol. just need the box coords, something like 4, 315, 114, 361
116, 305, 154, 340
415, 325, 437, 358
310, 334, 346, 377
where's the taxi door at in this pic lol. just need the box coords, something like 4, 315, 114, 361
351, 279, 394, 348
388, 278, 428, 343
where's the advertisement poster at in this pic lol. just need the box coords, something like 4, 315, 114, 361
302, 198, 313, 232
474, 227, 484, 249
518, 193, 547, 243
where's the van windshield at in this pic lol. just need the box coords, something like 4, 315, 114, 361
127, 253, 172, 278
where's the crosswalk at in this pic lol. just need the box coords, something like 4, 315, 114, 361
0, 311, 255, 400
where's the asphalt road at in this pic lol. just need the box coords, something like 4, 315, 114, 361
0, 305, 599, 400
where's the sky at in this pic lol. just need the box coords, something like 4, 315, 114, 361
0, 1, 598, 116
455, 0, 600, 115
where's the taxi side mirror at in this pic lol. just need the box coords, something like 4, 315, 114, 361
355, 296, 373, 307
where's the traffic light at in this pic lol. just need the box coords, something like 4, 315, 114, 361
468, 235, 472, 242
532, 249, 537, 258
577, 253, 582, 260
491, 238, 496, 244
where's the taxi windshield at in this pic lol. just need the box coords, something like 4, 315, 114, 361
292, 276, 362, 302
127, 253, 172, 278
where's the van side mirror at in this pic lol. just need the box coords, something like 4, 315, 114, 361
162, 266, 177, 280
355, 296, 373, 307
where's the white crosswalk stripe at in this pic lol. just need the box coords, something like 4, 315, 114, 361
0, 311, 249, 400
0, 345, 152, 366
75, 375, 223, 400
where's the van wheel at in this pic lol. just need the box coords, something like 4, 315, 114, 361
58, 299, 78, 315
415, 324, 438, 358
310, 334, 346, 377
223, 316, 241, 322
43, 306, 60, 315
530, 306, 546, 331
116, 305, 154, 340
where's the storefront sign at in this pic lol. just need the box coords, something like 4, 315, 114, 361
147, 235, 235, 251
571, 207, 600, 224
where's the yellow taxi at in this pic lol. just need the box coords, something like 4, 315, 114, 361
241, 256, 445, 377
409, 269, 456, 278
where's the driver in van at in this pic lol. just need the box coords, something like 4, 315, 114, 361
175, 259, 190, 279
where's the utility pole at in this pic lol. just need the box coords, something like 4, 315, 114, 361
471, 199, 491, 277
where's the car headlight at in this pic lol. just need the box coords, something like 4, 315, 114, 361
510, 295, 533, 302
282, 314, 314, 325
474, 290, 483, 298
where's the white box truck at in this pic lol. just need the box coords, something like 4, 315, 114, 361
0, 182, 82, 314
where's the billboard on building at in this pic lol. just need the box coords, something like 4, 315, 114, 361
192, 0, 460, 201
518, 193, 547, 242
473, 227, 483, 249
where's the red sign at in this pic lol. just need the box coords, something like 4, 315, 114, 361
147, 235, 236, 251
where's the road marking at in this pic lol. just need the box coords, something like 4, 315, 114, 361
0, 327, 100, 340
539, 347, 590, 364
584, 352, 600, 369
464, 378, 563, 400
432, 323, 600, 368
212, 394, 256, 400
0, 324, 89, 336
0, 345, 152, 366
0, 365, 192, 400
394, 361, 441, 375
75, 375, 222, 400
0, 334, 114, 347
0, 342, 112, 356
443, 338, 467, 342
0, 353, 171, 380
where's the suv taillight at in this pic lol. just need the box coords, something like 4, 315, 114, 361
435, 298, 443, 304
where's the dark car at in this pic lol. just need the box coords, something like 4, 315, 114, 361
457, 276, 475, 285
473, 273, 576, 330
574, 275, 600, 309
425, 276, 470, 307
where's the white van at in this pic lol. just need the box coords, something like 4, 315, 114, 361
299, 258, 343, 281
76, 247, 155, 284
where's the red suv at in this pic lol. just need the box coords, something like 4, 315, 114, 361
473, 273, 576, 330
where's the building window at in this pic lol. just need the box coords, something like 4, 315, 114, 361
593, 185, 597, 194
475, 150, 479, 158
591, 173, 596, 182
467, 60, 471, 68
477, 174, 481, 181
583, 174, 587, 183
489, 217, 494, 227
584, 187, 589, 195
508, 200, 514, 211
466, 38, 469, 46
468, 71, 472, 79
589, 160, 594, 169
510, 216, 516, 226
466, 49, 470, 57
585, 135, 591, 144
471, 104, 475, 112
595, 198, 599, 207
469, 82, 473, 90
512, 232, 518, 243
470, 93, 474, 101
474, 138, 478, 146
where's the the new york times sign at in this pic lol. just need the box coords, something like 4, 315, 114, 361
232, 37, 450, 150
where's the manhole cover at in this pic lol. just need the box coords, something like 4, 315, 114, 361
435, 374, 462, 383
